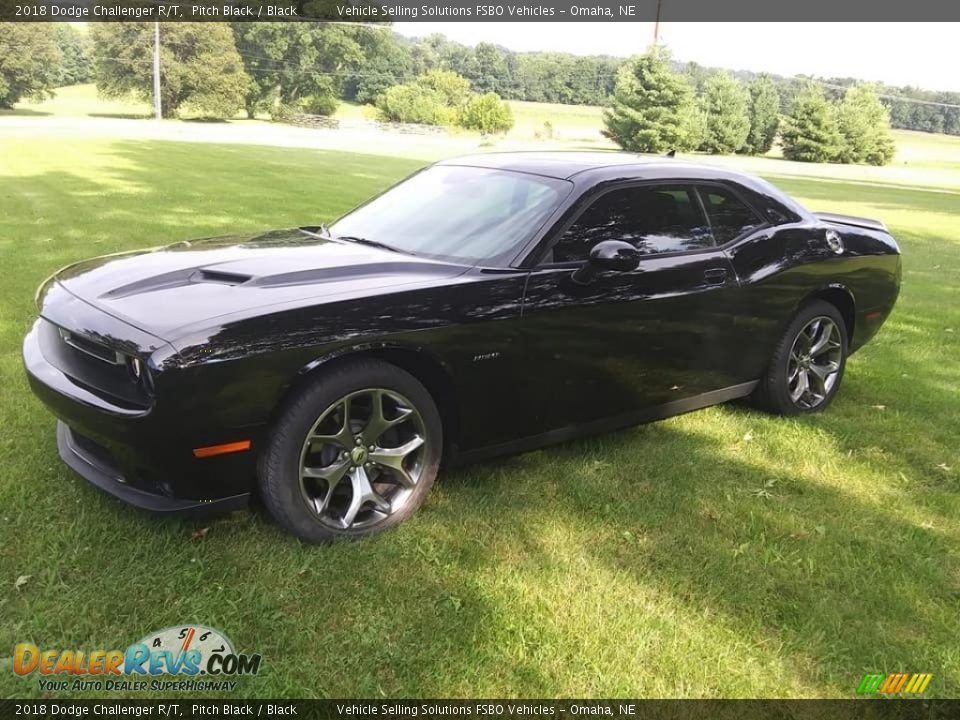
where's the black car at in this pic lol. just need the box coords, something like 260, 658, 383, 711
23, 152, 901, 542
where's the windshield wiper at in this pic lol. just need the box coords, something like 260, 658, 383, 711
335, 235, 411, 255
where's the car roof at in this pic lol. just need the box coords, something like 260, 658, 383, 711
435, 151, 743, 182
434, 151, 811, 222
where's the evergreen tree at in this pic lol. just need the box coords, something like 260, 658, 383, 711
745, 74, 780, 154
699, 72, 751, 154
602, 46, 696, 153
0, 24, 61, 108
836, 84, 896, 166
781, 85, 842, 163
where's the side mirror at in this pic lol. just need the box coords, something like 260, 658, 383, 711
571, 240, 641, 285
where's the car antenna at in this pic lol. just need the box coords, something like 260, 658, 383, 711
665, 150, 676, 158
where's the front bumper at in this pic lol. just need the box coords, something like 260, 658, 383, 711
24, 316, 256, 514
57, 422, 249, 515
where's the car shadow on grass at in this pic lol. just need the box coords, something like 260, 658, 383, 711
435, 404, 958, 696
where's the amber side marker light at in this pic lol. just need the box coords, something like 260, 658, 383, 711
193, 440, 252, 458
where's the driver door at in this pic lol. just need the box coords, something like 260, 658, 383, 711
520, 182, 744, 433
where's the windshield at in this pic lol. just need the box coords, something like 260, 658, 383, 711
329, 165, 571, 265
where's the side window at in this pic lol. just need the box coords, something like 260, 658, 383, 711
698, 186, 764, 244
551, 185, 714, 264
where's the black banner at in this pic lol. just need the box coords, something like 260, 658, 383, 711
2, 0, 960, 22
1, 700, 959, 719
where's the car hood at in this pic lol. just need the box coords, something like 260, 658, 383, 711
49, 228, 468, 340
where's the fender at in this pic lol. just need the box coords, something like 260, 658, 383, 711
793, 282, 857, 341
273, 341, 460, 452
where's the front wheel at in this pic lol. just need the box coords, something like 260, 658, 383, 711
752, 300, 848, 416
258, 360, 442, 543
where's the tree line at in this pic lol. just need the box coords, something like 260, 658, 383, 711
604, 47, 896, 165
2, 22, 956, 145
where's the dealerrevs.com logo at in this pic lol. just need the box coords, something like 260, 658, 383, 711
14, 625, 262, 693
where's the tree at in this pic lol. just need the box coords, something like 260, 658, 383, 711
780, 85, 842, 163
459, 92, 514, 134
698, 72, 750, 154
416, 70, 471, 107
471, 42, 507, 94
92, 23, 248, 119
602, 46, 696, 153
836, 84, 896, 165
343, 30, 413, 105
0, 24, 61, 108
231, 23, 361, 119
745, 74, 780, 154
55, 24, 92, 86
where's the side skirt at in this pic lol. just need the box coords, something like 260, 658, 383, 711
451, 380, 759, 466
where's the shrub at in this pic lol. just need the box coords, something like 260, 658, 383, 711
376, 83, 447, 125
301, 93, 339, 117
459, 92, 514, 134
269, 103, 298, 123
416, 70, 471, 108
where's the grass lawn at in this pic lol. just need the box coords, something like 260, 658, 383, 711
7, 84, 153, 119
506, 100, 609, 143
0, 131, 958, 699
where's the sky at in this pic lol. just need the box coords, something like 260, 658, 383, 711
393, 22, 959, 92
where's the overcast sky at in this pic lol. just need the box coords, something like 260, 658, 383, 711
393, 22, 959, 92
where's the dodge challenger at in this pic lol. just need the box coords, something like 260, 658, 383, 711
23, 152, 902, 542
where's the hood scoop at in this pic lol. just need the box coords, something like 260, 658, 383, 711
197, 269, 252, 285
98, 267, 253, 300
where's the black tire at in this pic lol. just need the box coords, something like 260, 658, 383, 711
752, 300, 848, 416
258, 359, 442, 543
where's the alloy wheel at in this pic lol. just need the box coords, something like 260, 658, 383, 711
787, 316, 843, 410
298, 388, 427, 531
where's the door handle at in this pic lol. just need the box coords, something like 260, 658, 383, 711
704, 267, 728, 285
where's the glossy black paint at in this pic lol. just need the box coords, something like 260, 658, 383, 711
23, 152, 901, 512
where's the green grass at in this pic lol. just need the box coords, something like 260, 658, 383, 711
8, 84, 154, 119
506, 100, 609, 143
0, 130, 958, 700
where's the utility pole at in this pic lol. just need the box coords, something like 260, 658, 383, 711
653, 0, 662, 44
152, 22, 162, 120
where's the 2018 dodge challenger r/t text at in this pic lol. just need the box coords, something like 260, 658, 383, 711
23, 153, 901, 542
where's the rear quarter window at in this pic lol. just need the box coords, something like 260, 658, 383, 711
698, 186, 765, 244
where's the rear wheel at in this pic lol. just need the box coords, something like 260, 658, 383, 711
259, 360, 442, 543
753, 300, 848, 415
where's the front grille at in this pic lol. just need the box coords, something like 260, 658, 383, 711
38, 320, 150, 409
